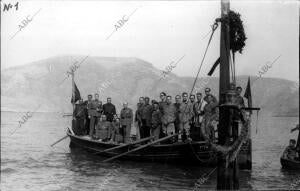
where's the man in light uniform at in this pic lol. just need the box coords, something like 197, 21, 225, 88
193, 92, 207, 141
120, 102, 133, 143
88, 93, 102, 137
179, 92, 194, 141
203, 88, 218, 104
161, 95, 176, 137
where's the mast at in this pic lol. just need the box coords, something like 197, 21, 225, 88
217, 0, 239, 189
219, 0, 230, 105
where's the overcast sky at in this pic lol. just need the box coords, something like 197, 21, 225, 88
1, 0, 299, 81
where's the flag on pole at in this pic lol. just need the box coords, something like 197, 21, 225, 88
71, 82, 81, 104
244, 76, 252, 113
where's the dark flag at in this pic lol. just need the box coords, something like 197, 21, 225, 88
71, 82, 81, 104
207, 57, 220, 76
244, 76, 252, 113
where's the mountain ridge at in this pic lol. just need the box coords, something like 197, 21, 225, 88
1, 55, 299, 117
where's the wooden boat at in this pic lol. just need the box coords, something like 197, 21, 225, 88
67, 129, 251, 168
280, 124, 300, 169
62, 0, 254, 172
280, 157, 300, 170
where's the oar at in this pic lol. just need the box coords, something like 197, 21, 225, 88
291, 125, 299, 133
95, 136, 155, 155
51, 135, 68, 147
103, 134, 178, 163
63, 113, 72, 117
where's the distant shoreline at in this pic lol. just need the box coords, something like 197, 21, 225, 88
1, 110, 298, 118
272, 115, 299, 118
0, 110, 65, 114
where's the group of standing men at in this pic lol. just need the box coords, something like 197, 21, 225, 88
135, 87, 221, 143
72, 94, 134, 143
73, 86, 245, 144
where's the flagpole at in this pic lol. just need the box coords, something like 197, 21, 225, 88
71, 70, 75, 118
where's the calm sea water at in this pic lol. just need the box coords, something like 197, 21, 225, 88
1, 111, 299, 191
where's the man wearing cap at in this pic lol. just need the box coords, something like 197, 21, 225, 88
103, 97, 116, 122
120, 102, 133, 143
140, 97, 153, 138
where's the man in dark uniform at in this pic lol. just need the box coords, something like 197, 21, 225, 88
135, 97, 145, 140
120, 102, 133, 143
158, 92, 167, 138
151, 102, 162, 141
291, 124, 300, 160
158, 92, 167, 111
283, 139, 298, 160
141, 97, 153, 138
112, 115, 122, 143
84, 94, 93, 135
236, 86, 245, 108
174, 95, 181, 133
103, 97, 116, 122
189, 94, 196, 140
73, 99, 86, 135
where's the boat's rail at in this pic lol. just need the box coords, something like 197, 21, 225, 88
67, 130, 212, 148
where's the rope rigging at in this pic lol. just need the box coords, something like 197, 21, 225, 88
188, 22, 219, 96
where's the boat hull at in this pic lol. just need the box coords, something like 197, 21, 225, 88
280, 157, 300, 169
68, 133, 251, 168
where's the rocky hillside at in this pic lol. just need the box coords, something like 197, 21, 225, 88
1, 55, 299, 117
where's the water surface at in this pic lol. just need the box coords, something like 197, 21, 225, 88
1, 112, 299, 190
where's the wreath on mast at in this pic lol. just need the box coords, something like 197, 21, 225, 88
228, 10, 247, 54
